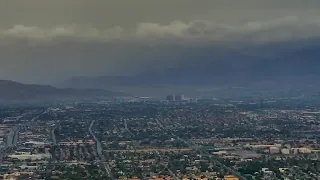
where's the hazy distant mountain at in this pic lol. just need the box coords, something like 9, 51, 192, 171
63, 50, 320, 86
0, 80, 122, 101
61, 39, 320, 96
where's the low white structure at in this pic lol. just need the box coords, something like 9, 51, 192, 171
8, 153, 51, 160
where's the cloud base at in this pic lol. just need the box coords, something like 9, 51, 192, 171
1, 16, 320, 45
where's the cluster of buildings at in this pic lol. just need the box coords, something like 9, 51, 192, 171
0, 119, 54, 179
268, 146, 316, 154
1, 98, 320, 179
166, 94, 185, 101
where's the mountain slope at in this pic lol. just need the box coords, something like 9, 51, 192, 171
0, 80, 122, 101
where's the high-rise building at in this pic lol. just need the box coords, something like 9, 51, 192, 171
166, 94, 184, 101
175, 94, 184, 101
166, 95, 175, 101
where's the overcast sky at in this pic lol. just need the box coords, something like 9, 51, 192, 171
1, 0, 320, 84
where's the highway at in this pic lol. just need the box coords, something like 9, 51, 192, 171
89, 120, 115, 180
1, 111, 44, 165
6, 128, 14, 148
5, 126, 19, 149
0, 128, 15, 164
1, 112, 35, 164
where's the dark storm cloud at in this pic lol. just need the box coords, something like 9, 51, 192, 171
1, 0, 320, 83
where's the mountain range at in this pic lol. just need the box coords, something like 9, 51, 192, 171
61, 39, 320, 97
0, 80, 122, 102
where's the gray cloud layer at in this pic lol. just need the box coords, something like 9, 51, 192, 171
1, 0, 320, 84
1, 16, 320, 44
2, 0, 319, 27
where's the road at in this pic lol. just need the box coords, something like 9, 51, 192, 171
167, 168, 180, 180
155, 119, 164, 129
158, 151, 179, 180
12, 127, 19, 146
155, 119, 185, 180
50, 126, 58, 165
89, 120, 115, 180
123, 119, 134, 136
6, 128, 14, 148
156, 118, 247, 180
51, 128, 57, 146
0, 146, 4, 163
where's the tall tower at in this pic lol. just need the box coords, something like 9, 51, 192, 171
259, 99, 264, 109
